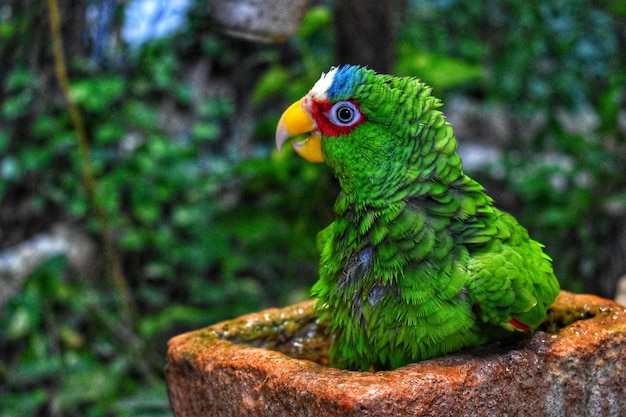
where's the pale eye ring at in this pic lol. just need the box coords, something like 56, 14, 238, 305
328, 101, 359, 126
336, 105, 354, 123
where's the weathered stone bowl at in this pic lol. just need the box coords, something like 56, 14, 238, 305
165, 291, 626, 416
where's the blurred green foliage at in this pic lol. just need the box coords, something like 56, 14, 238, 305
2, 2, 337, 415
1, 0, 625, 415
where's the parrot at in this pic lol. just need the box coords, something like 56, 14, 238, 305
274, 65, 560, 371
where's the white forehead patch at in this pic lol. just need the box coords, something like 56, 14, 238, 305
310, 67, 338, 100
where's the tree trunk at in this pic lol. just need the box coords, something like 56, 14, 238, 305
333, 0, 403, 73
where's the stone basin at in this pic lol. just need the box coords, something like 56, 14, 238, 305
165, 291, 626, 416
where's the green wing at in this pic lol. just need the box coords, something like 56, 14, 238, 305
464, 210, 560, 331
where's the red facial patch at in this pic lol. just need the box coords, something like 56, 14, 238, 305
308, 98, 367, 137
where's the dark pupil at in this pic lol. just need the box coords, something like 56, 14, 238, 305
337, 106, 354, 123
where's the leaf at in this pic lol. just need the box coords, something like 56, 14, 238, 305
56, 355, 120, 410
69, 76, 126, 111
191, 122, 220, 142
252, 66, 290, 105
0, 130, 8, 152
113, 383, 172, 417
395, 43, 483, 89
6, 306, 32, 339
2, 390, 47, 417
6, 68, 37, 90
2, 90, 33, 119
298, 6, 332, 38
124, 101, 159, 130
95, 123, 126, 145
139, 305, 209, 338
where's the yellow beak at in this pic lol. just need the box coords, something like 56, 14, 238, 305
275, 99, 324, 163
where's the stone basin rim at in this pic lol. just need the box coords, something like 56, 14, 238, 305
167, 290, 626, 375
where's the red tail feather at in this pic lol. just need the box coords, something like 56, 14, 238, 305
509, 318, 530, 332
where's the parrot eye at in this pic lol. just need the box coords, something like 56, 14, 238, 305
328, 101, 360, 126
336, 105, 354, 123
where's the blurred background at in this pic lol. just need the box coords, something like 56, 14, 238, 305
1, 0, 625, 415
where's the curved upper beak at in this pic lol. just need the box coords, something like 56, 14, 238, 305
275, 99, 324, 163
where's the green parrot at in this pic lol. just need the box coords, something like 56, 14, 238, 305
275, 65, 560, 371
